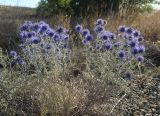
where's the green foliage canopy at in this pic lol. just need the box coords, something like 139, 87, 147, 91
37, 0, 154, 17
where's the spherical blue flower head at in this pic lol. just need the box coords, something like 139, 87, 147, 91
129, 40, 137, 48
104, 42, 112, 50
53, 33, 60, 42
85, 34, 94, 42
118, 26, 126, 33
138, 36, 143, 42
38, 22, 49, 33
133, 30, 140, 37
39, 21, 49, 28
95, 19, 105, 26
19, 31, 28, 43
82, 29, 90, 37
47, 28, 55, 37
138, 45, 145, 53
16, 57, 25, 65
31, 31, 36, 36
100, 32, 110, 41
27, 32, 33, 38
114, 42, 121, 48
20, 21, 33, 31
95, 44, 100, 49
109, 32, 116, 40
126, 27, 133, 35
41, 25, 48, 32
75, 24, 83, 33
48, 31, 54, 37
94, 25, 105, 33
56, 26, 66, 34
31, 37, 41, 44
131, 46, 139, 55
83, 39, 89, 45
127, 35, 134, 41
117, 50, 125, 59
31, 23, 39, 31
60, 34, 69, 41
20, 31, 28, 37
20, 24, 28, 31
10, 51, 17, 57
136, 55, 144, 62
39, 29, 44, 34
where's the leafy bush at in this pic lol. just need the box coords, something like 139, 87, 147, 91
37, 0, 72, 17
37, 0, 154, 17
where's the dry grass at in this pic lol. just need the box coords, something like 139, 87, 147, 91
0, 5, 36, 19
132, 11, 160, 42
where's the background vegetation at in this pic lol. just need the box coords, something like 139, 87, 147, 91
37, 0, 154, 17
0, 0, 160, 116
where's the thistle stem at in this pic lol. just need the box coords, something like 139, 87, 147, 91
110, 93, 127, 114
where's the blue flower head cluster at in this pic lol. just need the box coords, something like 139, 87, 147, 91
75, 19, 145, 63
9, 51, 25, 67
75, 24, 94, 45
10, 21, 70, 67
19, 21, 69, 44
118, 25, 145, 62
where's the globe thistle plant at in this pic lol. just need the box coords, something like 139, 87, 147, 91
104, 42, 112, 50
118, 26, 126, 33
117, 50, 126, 59
10, 51, 17, 58
74, 18, 146, 86
81, 29, 90, 37
10, 21, 71, 71
75, 24, 83, 33
136, 55, 144, 62
94, 25, 105, 34
95, 19, 106, 26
